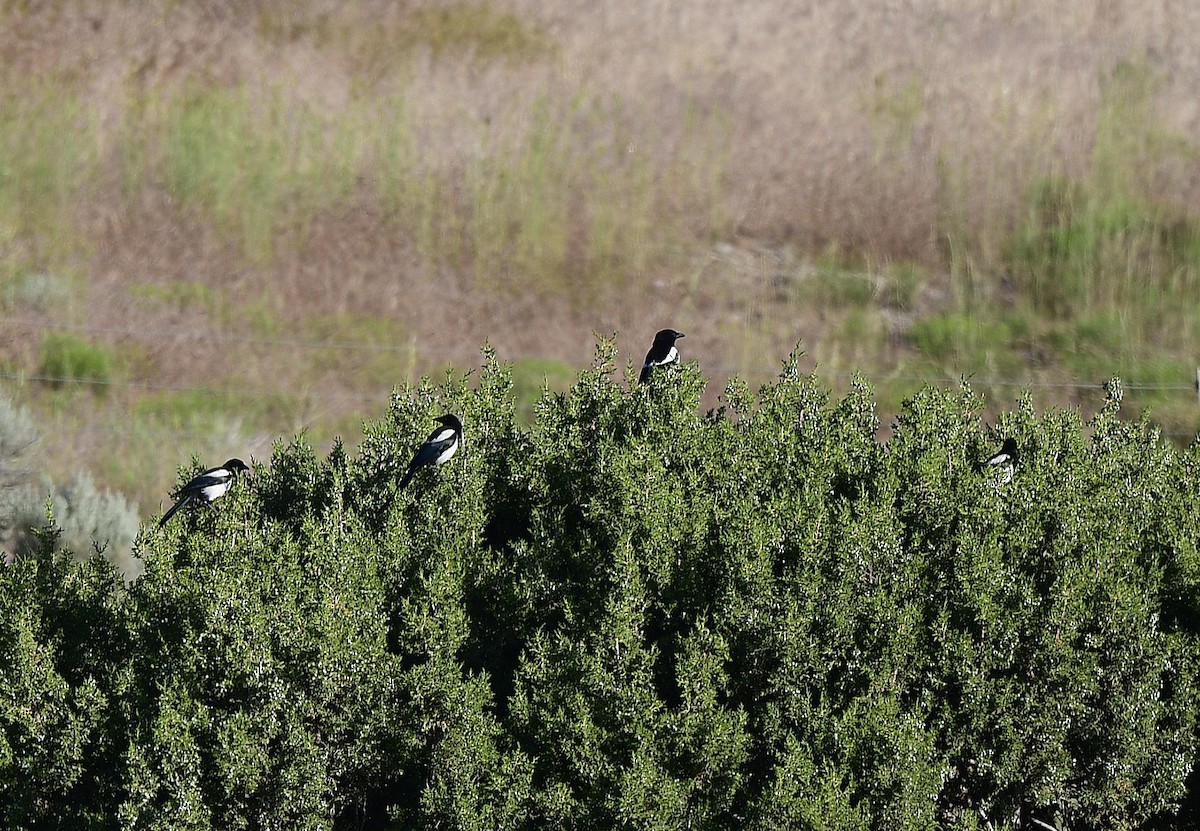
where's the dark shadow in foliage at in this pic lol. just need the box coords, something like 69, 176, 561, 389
1165, 765, 1200, 830
458, 621, 524, 718
1161, 564, 1200, 636
385, 610, 429, 670
647, 627, 685, 711
480, 477, 533, 555
476, 413, 538, 554
464, 454, 537, 713
337, 783, 414, 831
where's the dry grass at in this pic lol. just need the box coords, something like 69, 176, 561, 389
1, 0, 1199, 510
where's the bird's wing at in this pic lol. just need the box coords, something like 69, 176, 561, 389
399, 441, 443, 489
408, 443, 439, 471
175, 469, 232, 499
191, 469, 232, 490
422, 431, 459, 462
428, 426, 457, 445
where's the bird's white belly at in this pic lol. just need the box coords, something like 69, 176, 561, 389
200, 481, 231, 502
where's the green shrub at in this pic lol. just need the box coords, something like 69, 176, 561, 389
0, 345, 1197, 829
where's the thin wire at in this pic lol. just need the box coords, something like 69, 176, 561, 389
868, 374, 1195, 392
0, 369, 389, 402
5, 315, 1198, 392
707, 367, 1197, 392
0, 315, 479, 359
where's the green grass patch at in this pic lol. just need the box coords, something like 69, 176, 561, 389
782, 252, 925, 311
1002, 61, 1200, 328
37, 333, 112, 391
906, 312, 1031, 381
801, 267, 877, 308
135, 85, 361, 262
135, 389, 250, 432
909, 313, 1009, 363
1035, 312, 1128, 377
1006, 176, 1200, 320
303, 312, 402, 347
839, 309, 885, 348
882, 262, 925, 309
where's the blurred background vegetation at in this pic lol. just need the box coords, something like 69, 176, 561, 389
1, 0, 1199, 563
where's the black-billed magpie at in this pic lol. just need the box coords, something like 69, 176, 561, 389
159, 458, 249, 527
976, 437, 1019, 484
398, 414, 462, 490
638, 329, 685, 384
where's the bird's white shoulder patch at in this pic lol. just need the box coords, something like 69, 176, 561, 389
435, 441, 459, 465
655, 346, 679, 367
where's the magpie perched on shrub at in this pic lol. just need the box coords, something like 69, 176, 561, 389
159, 458, 250, 527
638, 329, 685, 384
976, 437, 1019, 484
398, 414, 462, 490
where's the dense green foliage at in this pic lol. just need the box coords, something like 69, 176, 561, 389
2, 344, 1198, 829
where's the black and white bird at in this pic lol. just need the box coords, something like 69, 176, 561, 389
638, 329, 685, 384
398, 414, 462, 490
976, 437, 1019, 484
159, 458, 249, 527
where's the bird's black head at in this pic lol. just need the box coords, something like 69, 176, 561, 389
436, 414, 463, 432
224, 458, 250, 474
1001, 438, 1019, 459
654, 329, 685, 345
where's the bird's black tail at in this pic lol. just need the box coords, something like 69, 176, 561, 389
158, 494, 192, 528
397, 468, 416, 491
